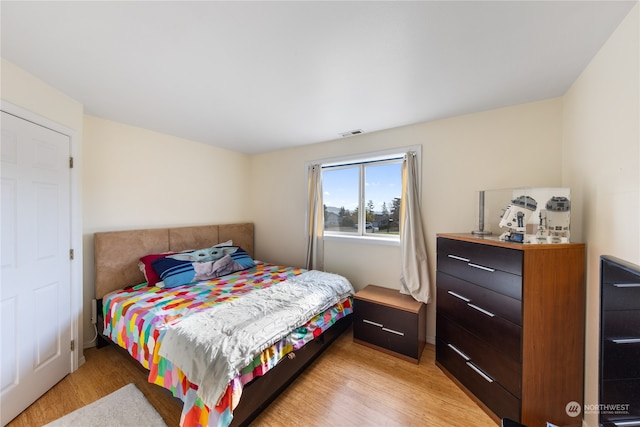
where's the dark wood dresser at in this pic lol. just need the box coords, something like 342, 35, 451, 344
436, 233, 585, 427
353, 285, 426, 363
599, 255, 640, 427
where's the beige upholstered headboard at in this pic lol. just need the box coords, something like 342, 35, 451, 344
94, 223, 254, 299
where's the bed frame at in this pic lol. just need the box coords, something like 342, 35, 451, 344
93, 222, 352, 427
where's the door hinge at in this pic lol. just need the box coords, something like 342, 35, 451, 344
70, 340, 75, 351
69, 156, 74, 168
70, 249, 74, 260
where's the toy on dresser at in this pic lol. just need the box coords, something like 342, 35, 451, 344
498, 194, 570, 244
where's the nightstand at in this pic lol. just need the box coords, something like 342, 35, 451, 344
353, 284, 426, 363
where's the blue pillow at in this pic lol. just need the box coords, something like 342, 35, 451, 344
151, 257, 195, 289
152, 246, 255, 289
226, 246, 256, 269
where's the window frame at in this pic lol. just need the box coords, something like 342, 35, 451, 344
308, 145, 421, 246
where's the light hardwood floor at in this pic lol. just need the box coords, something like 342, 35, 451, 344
8, 326, 497, 427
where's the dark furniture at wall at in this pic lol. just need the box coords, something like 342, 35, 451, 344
436, 233, 585, 427
353, 284, 426, 363
600, 255, 640, 427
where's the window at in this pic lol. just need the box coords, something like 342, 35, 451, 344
322, 156, 403, 239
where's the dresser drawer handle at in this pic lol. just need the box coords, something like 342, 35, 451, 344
447, 290, 471, 302
612, 283, 640, 288
447, 343, 470, 361
362, 319, 383, 328
467, 303, 495, 317
382, 327, 405, 336
448, 254, 470, 262
467, 262, 495, 273
466, 362, 494, 383
611, 338, 640, 344
612, 421, 640, 427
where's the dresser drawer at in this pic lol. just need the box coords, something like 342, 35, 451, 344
437, 314, 521, 397
437, 271, 522, 325
603, 260, 640, 284
603, 310, 640, 337
437, 255, 522, 300
437, 237, 523, 276
353, 299, 422, 361
436, 337, 520, 422
602, 340, 640, 380
600, 378, 640, 419
603, 283, 640, 311
437, 286, 522, 360
602, 257, 640, 310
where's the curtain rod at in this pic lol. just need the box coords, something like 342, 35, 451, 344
321, 155, 405, 170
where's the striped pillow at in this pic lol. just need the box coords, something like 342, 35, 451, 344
152, 246, 255, 289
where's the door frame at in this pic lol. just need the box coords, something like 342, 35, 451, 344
1, 99, 83, 371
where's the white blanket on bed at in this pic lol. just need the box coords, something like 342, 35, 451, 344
157, 270, 354, 410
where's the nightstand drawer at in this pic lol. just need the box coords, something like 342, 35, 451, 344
353, 285, 425, 363
354, 299, 421, 360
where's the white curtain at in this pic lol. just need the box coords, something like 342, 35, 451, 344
400, 151, 431, 303
305, 164, 324, 270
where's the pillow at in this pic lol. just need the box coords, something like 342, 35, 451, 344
168, 244, 236, 263
138, 252, 179, 287
138, 240, 232, 286
224, 245, 256, 270
152, 246, 255, 289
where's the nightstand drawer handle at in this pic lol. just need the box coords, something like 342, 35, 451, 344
466, 362, 494, 383
362, 319, 383, 328
447, 290, 471, 302
467, 262, 495, 273
612, 283, 640, 288
467, 303, 495, 317
611, 338, 640, 344
447, 343, 470, 361
448, 254, 470, 262
382, 327, 405, 336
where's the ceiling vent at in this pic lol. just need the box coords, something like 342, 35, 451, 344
340, 129, 364, 138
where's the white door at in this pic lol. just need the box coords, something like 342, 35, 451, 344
1, 111, 72, 425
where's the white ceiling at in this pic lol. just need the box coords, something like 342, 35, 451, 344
1, 1, 636, 154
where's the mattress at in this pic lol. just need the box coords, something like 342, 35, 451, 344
102, 262, 353, 427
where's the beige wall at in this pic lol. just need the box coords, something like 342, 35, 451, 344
251, 97, 564, 342
82, 115, 252, 231
1, 58, 83, 132
563, 4, 639, 426
81, 115, 252, 344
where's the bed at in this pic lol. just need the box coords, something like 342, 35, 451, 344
94, 223, 354, 427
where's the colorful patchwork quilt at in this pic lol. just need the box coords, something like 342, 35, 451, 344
103, 262, 353, 427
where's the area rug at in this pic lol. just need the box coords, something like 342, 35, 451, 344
43, 383, 167, 427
